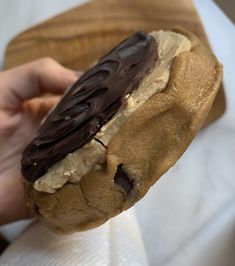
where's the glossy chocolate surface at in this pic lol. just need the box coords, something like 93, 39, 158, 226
22, 32, 157, 182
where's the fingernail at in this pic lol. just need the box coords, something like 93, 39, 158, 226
73, 71, 83, 78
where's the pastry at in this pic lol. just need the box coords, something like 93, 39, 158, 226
22, 28, 223, 233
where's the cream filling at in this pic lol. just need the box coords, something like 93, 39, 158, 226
34, 30, 191, 193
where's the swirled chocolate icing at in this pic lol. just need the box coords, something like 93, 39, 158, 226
21, 31, 157, 182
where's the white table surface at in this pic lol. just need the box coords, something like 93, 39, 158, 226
0, 1, 235, 265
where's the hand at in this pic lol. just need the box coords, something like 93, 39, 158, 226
0, 58, 78, 225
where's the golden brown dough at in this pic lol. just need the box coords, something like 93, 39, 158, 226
25, 28, 223, 234
204, 85, 226, 126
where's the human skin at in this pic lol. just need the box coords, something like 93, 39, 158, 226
0, 58, 78, 225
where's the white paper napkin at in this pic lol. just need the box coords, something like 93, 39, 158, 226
0, 209, 148, 266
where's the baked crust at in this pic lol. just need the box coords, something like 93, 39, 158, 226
25, 28, 223, 234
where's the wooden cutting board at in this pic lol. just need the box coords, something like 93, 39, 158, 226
4, 0, 225, 124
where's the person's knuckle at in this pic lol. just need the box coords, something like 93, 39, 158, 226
37, 57, 57, 68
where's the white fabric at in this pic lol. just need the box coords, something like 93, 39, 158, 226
0, 210, 148, 266
0, 0, 235, 265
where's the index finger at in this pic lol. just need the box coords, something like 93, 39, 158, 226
0, 58, 79, 110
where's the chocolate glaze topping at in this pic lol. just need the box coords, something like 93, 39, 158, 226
21, 31, 157, 182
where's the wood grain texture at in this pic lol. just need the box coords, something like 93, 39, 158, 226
4, 0, 225, 124
4, 0, 208, 70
